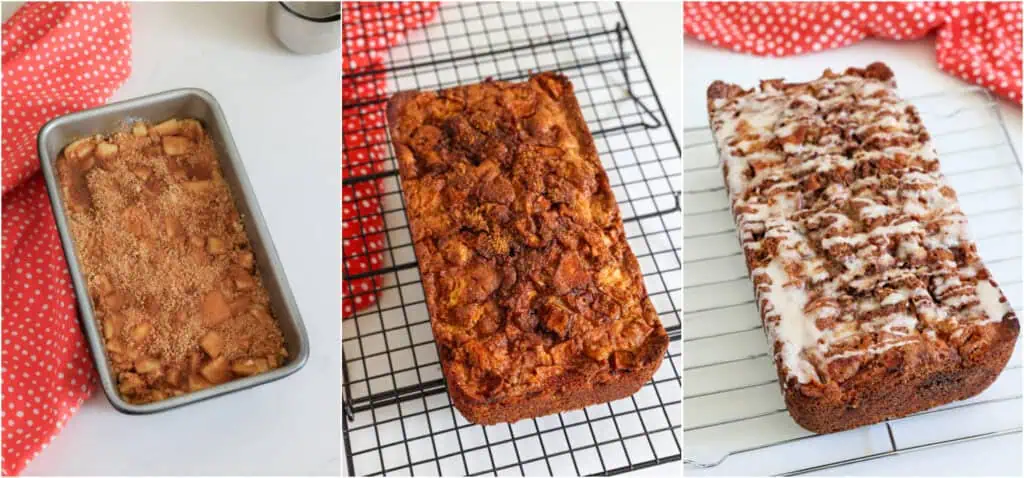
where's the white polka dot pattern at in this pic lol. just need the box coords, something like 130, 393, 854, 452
341, 3, 439, 319
1, 2, 131, 475
684, 2, 1022, 102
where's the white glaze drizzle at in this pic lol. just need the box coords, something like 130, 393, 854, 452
709, 68, 1015, 387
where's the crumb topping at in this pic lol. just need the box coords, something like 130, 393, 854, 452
57, 118, 287, 404
390, 73, 668, 403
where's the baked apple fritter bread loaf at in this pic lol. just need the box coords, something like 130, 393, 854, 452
707, 63, 1019, 433
387, 72, 669, 424
57, 119, 287, 404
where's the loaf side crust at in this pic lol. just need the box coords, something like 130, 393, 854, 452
707, 62, 1019, 433
387, 72, 669, 424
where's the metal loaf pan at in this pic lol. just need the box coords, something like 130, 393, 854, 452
38, 88, 310, 414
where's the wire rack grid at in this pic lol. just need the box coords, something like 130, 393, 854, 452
342, 2, 681, 476
682, 87, 1023, 475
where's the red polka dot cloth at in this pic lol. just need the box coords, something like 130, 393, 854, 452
342, 2, 439, 318
685, 2, 1023, 103
1, 2, 131, 475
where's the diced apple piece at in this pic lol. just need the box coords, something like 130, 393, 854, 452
166, 157, 187, 179
143, 175, 163, 195
189, 248, 210, 267
188, 350, 203, 372
93, 274, 114, 296
166, 367, 182, 386
130, 322, 152, 342
135, 357, 161, 374
199, 356, 233, 384
66, 137, 95, 159
103, 314, 123, 340
266, 349, 287, 369
230, 296, 251, 314
118, 372, 144, 394
236, 251, 255, 270
234, 272, 255, 291
187, 373, 211, 392
96, 142, 119, 159
72, 155, 95, 173
152, 118, 180, 136
132, 166, 152, 181
103, 292, 126, 311
199, 331, 224, 358
248, 305, 273, 322
201, 290, 231, 326
231, 358, 269, 376
106, 338, 125, 354
182, 180, 212, 193
164, 216, 184, 238
132, 122, 148, 137
180, 119, 203, 139
66, 172, 94, 214
162, 136, 190, 156
206, 237, 227, 255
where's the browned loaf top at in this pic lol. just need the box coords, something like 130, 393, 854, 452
387, 72, 669, 423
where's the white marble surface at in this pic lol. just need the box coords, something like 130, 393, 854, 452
684, 35, 1022, 476
17, 2, 341, 475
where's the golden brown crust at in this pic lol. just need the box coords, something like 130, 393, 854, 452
707, 63, 1019, 433
784, 317, 1017, 433
387, 72, 668, 424
56, 119, 287, 404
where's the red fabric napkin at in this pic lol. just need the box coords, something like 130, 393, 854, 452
684, 1, 1023, 103
1, 2, 131, 475
342, 2, 439, 318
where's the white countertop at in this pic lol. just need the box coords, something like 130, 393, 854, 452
684, 37, 1022, 476
18, 3, 341, 475
628, 2, 682, 142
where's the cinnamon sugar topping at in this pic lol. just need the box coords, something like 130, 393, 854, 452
56, 119, 287, 404
389, 72, 669, 422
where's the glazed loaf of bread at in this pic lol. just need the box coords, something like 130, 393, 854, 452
387, 72, 669, 424
707, 62, 1019, 433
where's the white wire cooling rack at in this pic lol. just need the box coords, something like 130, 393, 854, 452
682, 87, 1023, 475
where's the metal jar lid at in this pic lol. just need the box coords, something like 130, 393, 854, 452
268, 2, 340, 55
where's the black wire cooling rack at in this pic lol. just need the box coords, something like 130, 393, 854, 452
342, 2, 681, 476
683, 87, 1022, 475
